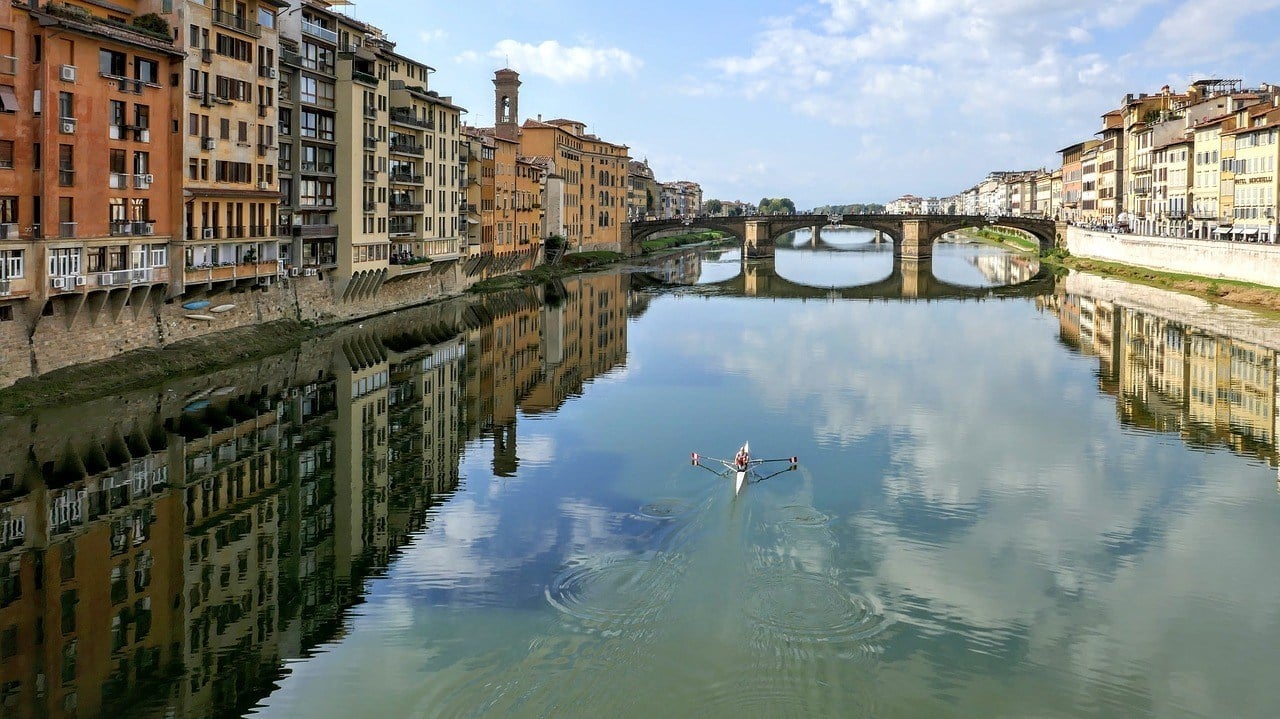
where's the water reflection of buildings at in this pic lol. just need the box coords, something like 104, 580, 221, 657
0, 275, 631, 718
1051, 291, 1278, 469
969, 253, 1040, 285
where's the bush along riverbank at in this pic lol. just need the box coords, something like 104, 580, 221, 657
639, 230, 731, 253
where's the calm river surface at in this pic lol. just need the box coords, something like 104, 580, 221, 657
2, 230, 1279, 718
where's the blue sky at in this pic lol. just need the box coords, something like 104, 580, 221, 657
347, 0, 1280, 208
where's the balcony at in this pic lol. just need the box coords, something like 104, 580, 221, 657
183, 260, 278, 284
59, 222, 78, 239
363, 105, 377, 119
109, 221, 156, 236
389, 201, 424, 213
301, 19, 338, 44
291, 224, 339, 238
389, 170, 423, 185
363, 170, 377, 182
109, 172, 131, 189
363, 201, 377, 212
212, 9, 261, 38
363, 137, 377, 150
280, 50, 302, 68
352, 69, 378, 86
389, 141, 424, 157
299, 162, 335, 175
389, 107, 432, 130
91, 266, 169, 288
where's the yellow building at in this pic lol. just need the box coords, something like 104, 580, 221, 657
1223, 104, 1279, 242
156, 0, 287, 296
1191, 115, 1230, 238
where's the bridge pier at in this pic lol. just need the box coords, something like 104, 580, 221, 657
744, 220, 774, 259
811, 226, 821, 246
899, 257, 932, 299
897, 220, 932, 259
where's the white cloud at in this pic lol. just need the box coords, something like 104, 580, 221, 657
488, 39, 642, 83
418, 29, 446, 44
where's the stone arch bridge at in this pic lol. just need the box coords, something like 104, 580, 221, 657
640, 249, 1056, 301
625, 214, 1064, 259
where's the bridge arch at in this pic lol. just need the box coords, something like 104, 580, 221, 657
627, 214, 1060, 259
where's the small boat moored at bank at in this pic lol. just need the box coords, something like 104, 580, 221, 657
210, 304, 236, 313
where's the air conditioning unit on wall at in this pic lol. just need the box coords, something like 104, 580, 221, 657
60, 65, 76, 82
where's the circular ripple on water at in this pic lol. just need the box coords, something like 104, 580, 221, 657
637, 497, 694, 520
680, 672, 841, 719
546, 552, 680, 626
778, 504, 831, 527
744, 570, 888, 644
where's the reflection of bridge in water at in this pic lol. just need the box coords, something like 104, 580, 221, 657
642, 248, 1054, 301
627, 213, 1063, 259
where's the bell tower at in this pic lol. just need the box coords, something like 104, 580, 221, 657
494, 68, 521, 141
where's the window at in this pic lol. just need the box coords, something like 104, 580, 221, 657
58, 91, 73, 119
134, 104, 149, 130
0, 84, 16, 113
49, 248, 80, 277
0, 250, 22, 279
0, 141, 10, 169
99, 49, 126, 77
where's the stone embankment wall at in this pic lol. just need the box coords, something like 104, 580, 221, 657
1066, 228, 1280, 287
0, 264, 475, 389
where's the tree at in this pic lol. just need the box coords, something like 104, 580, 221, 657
704, 199, 723, 216
131, 13, 172, 38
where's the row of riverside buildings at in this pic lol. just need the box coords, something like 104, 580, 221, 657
0, 0, 702, 330
887, 79, 1280, 244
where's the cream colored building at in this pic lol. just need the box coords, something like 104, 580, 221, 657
1191, 115, 1228, 238
1224, 104, 1280, 242
154, 0, 287, 295
1152, 136, 1191, 236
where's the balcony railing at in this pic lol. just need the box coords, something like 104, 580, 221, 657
352, 69, 378, 86
389, 201, 424, 213
389, 170, 423, 184
93, 267, 165, 287
212, 8, 259, 37
300, 19, 338, 43
59, 222, 77, 238
291, 224, 339, 238
389, 107, 433, 129
280, 50, 302, 68
389, 141, 424, 156
363, 201, 377, 212
184, 261, 278, 284
363, 137, 377, 150
212, 9, 261, 38
363, 105, 377, 119
0, 55, 16, 75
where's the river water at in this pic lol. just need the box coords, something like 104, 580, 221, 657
1, 230, 1278, 718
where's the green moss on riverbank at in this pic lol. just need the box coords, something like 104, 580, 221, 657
640, 230, 730, 253
0, 320, 314, 416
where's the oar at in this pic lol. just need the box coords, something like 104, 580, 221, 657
753, 456, 799, 464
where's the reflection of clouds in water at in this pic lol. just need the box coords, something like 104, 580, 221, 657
516, 433, 557, 467
678, 290, 1280, 706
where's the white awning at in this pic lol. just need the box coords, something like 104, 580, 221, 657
1241, 227, 1259, 235
1214, 227, 1231, 234
466, 218, 480, 225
